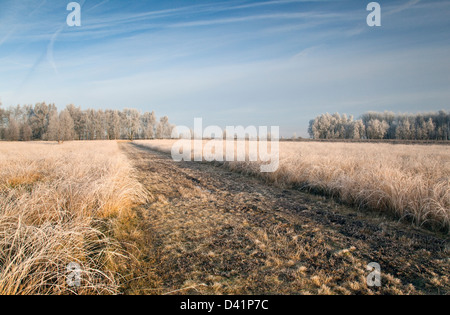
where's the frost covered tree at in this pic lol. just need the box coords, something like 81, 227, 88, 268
20, 123, 32, 141
29, 103, 57, 140
65, 104, 85, 140
350, 120, 366, 139
156, 116, 174, 139
0, 101, 175, 142
46, 110, 75, 143
123, 108, 141, 141
395, 119, 413, 140
141, 111, 157, 139
5, 117, 20, 141
309, 113, 356, 139
366, 119, 389, 140
308, 110, 449, 141
105, 110, 121, 140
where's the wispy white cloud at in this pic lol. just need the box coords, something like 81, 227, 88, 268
1, 0, 449, 136
169, 11, 350, 28
384, 0, 421, 16
46, 27, 63, 75
0, 28, 16, 47
87, 0, 110, 12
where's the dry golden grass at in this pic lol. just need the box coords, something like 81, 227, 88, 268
0, 141, 148, 295
135, 140, 450, 232
123, 143, 450, 295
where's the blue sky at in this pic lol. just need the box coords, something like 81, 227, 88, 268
1, 0, 449, 137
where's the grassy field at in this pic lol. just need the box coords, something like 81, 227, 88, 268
0, 141, 149, 294
0, 140, 448, 295
136, 140, 450, 233
123, 142, 449, 295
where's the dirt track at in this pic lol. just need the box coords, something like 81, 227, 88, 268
119, 142, 449, 295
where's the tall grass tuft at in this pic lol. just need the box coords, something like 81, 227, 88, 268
0, 141, 147, 295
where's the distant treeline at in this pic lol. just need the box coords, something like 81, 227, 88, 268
0, 102, 175, 142
308, 111, 450, 140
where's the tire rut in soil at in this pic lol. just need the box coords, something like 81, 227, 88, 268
120, 142, 449, 295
